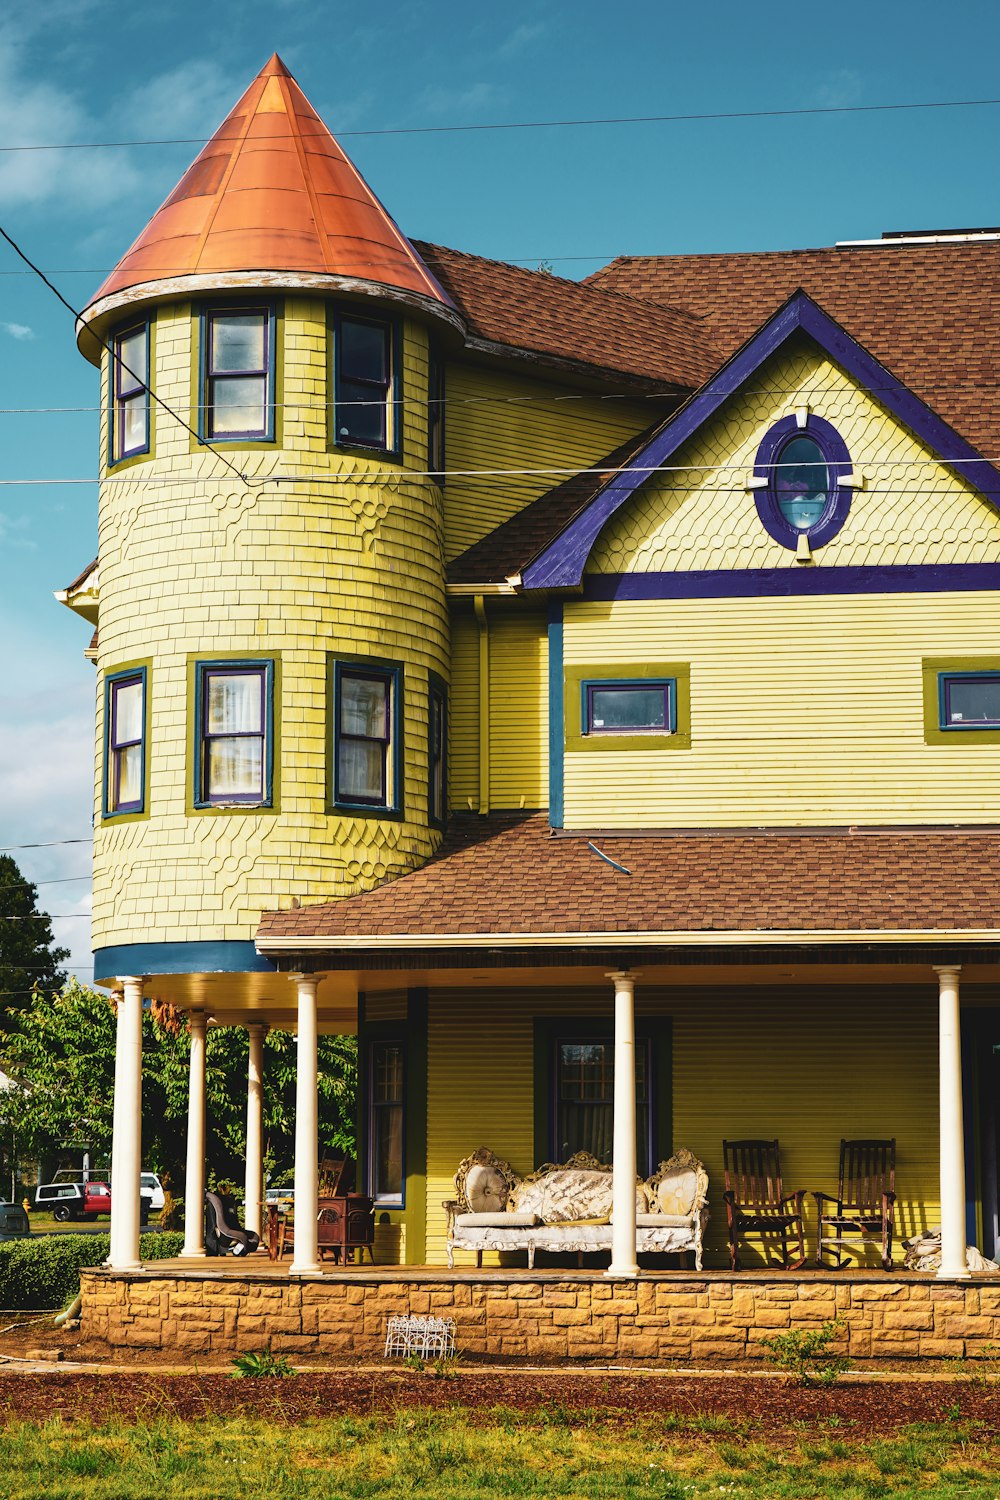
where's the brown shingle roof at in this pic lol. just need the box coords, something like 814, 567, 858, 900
414, 242, 716, 390
447, 424, 664, 585
256, 812, 1000, 944
585, 240, 1000, 457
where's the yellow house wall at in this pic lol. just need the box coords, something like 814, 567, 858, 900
589, 341, 1000, 574
425, 984, 940, 1269
443, 360, 657, 561
562, 590, 1000, 828
92, 298, 448, 952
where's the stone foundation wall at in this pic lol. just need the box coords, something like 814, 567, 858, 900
80, 1269, 1000, 1362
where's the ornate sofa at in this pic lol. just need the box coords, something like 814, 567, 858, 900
443, 1147, 709, 1269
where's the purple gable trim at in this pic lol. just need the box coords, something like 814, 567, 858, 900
583, 563, 1000, 603
520, 291, 1000, 592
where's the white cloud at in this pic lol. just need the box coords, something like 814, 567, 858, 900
0, 513, 36, 550
120, 58, 245, 142
497, 22, 546, 59
816, 69, 863, 110
416, 81, 504, 119
0, 321, 33, 340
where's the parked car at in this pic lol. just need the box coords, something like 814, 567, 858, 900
265, 1186, 294, 1213
0, 1202, 30, 1240
34, 1180, 112, 1222
141, 1173, 165, 1212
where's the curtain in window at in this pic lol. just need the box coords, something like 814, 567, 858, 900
207, 673, 261, 734
206, 738, 263, 798
339, 739, 384, 802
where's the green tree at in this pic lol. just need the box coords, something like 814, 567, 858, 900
0, 856, 68, 1019
0, 980, 358, 1193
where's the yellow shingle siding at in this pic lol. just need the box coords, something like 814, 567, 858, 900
93, 301, 448, 951
425, 983, 938, 1268
443, 360, 658, 561
589, 342, 1000, 575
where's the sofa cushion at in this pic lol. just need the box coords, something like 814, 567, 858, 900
636, 1212, 692, 1227
514, 1168, 613, 1223
465, 1161, 510, 1214
654, 1169, 699, 1218
455, 1211, 538, 1229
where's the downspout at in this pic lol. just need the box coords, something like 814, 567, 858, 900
474, 594, 490, 816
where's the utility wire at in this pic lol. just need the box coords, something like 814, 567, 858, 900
0, 224, 250, 488
0, 839, 92, 852
2, 95, 1000, 152
0, 876, 92, 891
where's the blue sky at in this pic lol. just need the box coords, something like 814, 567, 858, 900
2, 0, 1000, 982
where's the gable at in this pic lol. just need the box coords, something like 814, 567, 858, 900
588, 337, 1000, 577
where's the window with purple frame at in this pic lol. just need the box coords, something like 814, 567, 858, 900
196, 662, 272, 806
333, 313, 395, 452
583, 679, 676, 736
105, 669, 146, 815
111, 322, 149, 463
202, 308, 273, 441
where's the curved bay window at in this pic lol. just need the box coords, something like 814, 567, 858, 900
752, 413, 853, 550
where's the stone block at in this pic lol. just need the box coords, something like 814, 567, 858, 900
544, 1291, 579, 1308
941, 1315, 995, 1338
918, 1336, 966, 1357
882, 1307, 935, 1331
552, 1308, 592, 1327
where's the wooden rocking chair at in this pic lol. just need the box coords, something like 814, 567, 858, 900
722, 1138, 806, 1271
813, 1138, 896, 1270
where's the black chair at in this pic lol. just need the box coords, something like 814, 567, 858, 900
204, 1190, 260, 1257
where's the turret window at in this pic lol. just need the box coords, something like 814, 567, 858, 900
332, 312, 398, 455
103, 666, 148, 817
428, 673, 447, 827
194, 660, 274, 808
110, 321, 150, 463
201, 307, 274, 441
331, 657, 404, 816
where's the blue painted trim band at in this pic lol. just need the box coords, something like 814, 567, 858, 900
521, 290, 1000, 591
583, 563, 1000, 602
547, 601, 564, 829
94, 940, 276, 981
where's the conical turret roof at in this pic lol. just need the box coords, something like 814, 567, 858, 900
83, 55, 454, 323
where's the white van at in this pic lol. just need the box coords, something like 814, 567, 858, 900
141, 1173, 165, 1212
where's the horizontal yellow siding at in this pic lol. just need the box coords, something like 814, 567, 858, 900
424, 983, 940, 1269
489, 606, 549, 809
589, 344, 1000, 575
563, 591, 1000, 827
448, 606, 479, 810
443, 361, 658, 560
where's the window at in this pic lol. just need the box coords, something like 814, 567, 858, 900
752, 413, 853, 550
110, 322, 150, 462
939, 672, 1000, 730
195, 661, 273, 807
583, 679, 675, 736
332, 660, 403, 813
202, 307, 273, 441
555, 1038, 651, 1176
427, 348, 445, 476
428, 675, 447, 826
104, 667, 147, 816
333, 312, 396, 452
368, 1041, 404, 1205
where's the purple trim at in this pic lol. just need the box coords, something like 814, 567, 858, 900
753, 413, 853, 548
583, 563, 1000, 602
521, 291, 1000, 591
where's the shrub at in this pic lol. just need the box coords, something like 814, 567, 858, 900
0, 1232, 185, 1311
760, 1320, 851, 1386
230, 1351, 296, 1378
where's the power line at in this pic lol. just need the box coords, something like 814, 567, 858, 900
2, 95, 1000, 153
0, 224, 250, 488
2, 914, 91, 921
0, 839, 92, 852
0, 876, 91, 891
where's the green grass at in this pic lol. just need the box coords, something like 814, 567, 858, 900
0, 1410, 997, 1499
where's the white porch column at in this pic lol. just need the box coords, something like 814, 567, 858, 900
606, 970, 639, 1278
291, 974, 322, 1274
936, 965, 971, 1280
244, 1023, 267, 1241
180, 1010, 208, 1258
108, 976, 144, 1271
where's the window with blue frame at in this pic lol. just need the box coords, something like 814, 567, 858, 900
104, 668, 147, 815
110, 321, 150, 463
332, 660, 403, 813
194, 661, 273, 807
332, 312, 396, 453
938, 671, 1000, 730
583, 678, 676, 736
752, 413, 853, 550
427, 347, 445, 476
201, 307, 274, 441
428, 675, 447, 826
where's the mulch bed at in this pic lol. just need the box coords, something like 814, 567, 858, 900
0, 1372, 995, 1435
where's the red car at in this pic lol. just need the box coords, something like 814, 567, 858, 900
34, 1179, 112, 1222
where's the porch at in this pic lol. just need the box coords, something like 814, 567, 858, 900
79, 1259, 1000, 1363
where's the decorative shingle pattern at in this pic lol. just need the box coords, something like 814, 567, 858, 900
257, 812, 1000, 942
585, 241, 1000, 457
413, 242, 716, 390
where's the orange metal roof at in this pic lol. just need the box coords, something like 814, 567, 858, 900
86, 55, 452, 311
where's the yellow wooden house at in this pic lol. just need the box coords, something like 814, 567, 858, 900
60, 55, 1000, 1282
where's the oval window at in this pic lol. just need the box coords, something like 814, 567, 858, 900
775, 435, 830, 530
